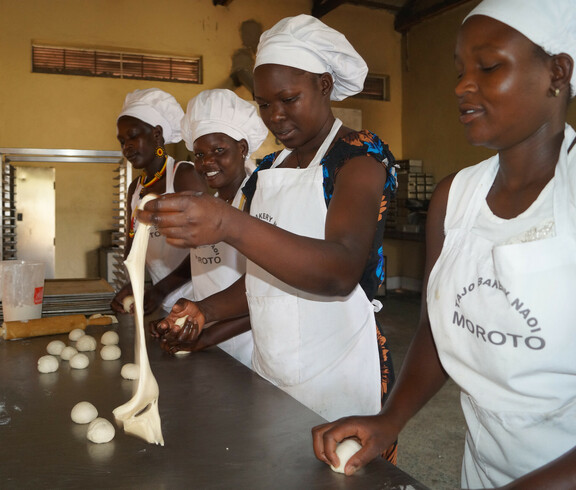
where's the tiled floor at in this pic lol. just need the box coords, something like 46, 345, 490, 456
376, 291, 466, 490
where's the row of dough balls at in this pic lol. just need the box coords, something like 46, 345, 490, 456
38, 329, 122, 373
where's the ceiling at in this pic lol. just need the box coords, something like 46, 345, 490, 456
312, 0, 476, 32
212, 0, 476, 32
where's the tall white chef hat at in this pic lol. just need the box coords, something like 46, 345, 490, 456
181, 89, 268, 158
464, 0, 576, 97
117, 88, 185, 143
254, 14, 368, 101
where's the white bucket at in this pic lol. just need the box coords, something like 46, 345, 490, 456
1, 260, 45, 321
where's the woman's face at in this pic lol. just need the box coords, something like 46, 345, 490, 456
193, 133, 247, 192
117, 116, 160, 169
253, 64, 332, 150
454, 15, 554, 150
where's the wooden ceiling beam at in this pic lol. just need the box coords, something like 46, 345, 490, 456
394, 0, 474, 32
311, 0, 347, 18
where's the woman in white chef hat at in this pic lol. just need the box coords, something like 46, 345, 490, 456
313, 0, 576, 487
151, 88, 268, 369
111, 88, 206, 315
141, 15, 398, 452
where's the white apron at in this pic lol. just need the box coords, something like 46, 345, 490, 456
131, 156, 194, 311
246, 119, 381, 422
427, 125, 576, 488
190, 179, 254, 368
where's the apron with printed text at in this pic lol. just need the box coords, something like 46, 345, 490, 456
427, 125, 576, 488
190, 179, 253, 368
132, 156, 194, 310
246, 119, 381, 422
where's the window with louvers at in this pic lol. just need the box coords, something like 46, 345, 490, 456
32, 45, 202, 84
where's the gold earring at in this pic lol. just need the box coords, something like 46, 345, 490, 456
552, 87, 560, 97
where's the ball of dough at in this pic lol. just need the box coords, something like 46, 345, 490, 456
101, 330, 119, 345
70, 353, 90, 369
120, 363, 139, 380
87, 417, 115, 443
100, 345, 121, 360
76, 335, 97, 352
330, 439, 363, 474
60, 345, 78, 361
122, 295, 135, 313
71, 401, 98, 424
69, 328, 86, 341
37, 355, 59, 373
174, 315, 189, 328
46, 340, 66, 356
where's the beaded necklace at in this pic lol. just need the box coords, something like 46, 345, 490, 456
139, 157, 167, 198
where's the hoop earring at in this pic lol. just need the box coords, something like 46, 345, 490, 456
155, 145, 166, 158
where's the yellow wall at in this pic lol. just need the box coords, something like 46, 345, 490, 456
0, 0, 401, 278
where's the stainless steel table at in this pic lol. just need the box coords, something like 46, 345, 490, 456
0, 315, 427, 489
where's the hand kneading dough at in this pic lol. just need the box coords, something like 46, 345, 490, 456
330, 439, 363, 474
38, 355, 59, 373
122, 295, 135, 313
70, 353, 90, 369
121, 363, 139, 380
46, 340, 66, 356
100, 345, 121, 360
76, 335, 97, 352
87, 417, 115, 443
60, 346, 78, 361
69, 328, 86, 341
101, 330, 120, 345
71, 401, 98, 424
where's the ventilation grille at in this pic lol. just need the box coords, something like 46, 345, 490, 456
32, 44, 202, 84
356, 74, 390, 101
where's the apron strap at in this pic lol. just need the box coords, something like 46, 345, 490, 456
568, 136, 576, 154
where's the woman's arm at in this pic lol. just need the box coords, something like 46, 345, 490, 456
139, 154, 387, 296
312, 174, 455, 475
501, 447, 576, 489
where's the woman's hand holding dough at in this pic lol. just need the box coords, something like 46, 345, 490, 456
312, 414, 396, 476
136, 191, 237, 248
151, 298, 206, 342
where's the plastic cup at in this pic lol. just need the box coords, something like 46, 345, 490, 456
1, 261, 45, 321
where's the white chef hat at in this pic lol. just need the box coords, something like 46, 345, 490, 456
464, 0, 576, 97
181, 89, 268, 158
117, 88, 184, 143
254, 14, 368, 101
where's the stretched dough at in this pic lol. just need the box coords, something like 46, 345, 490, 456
71, 401, 98, 424
38, 355, 59, 373
113, 194, 164, 446
330, 439, 363, 474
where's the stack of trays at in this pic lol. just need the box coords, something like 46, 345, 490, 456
40, 278, 115, 317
